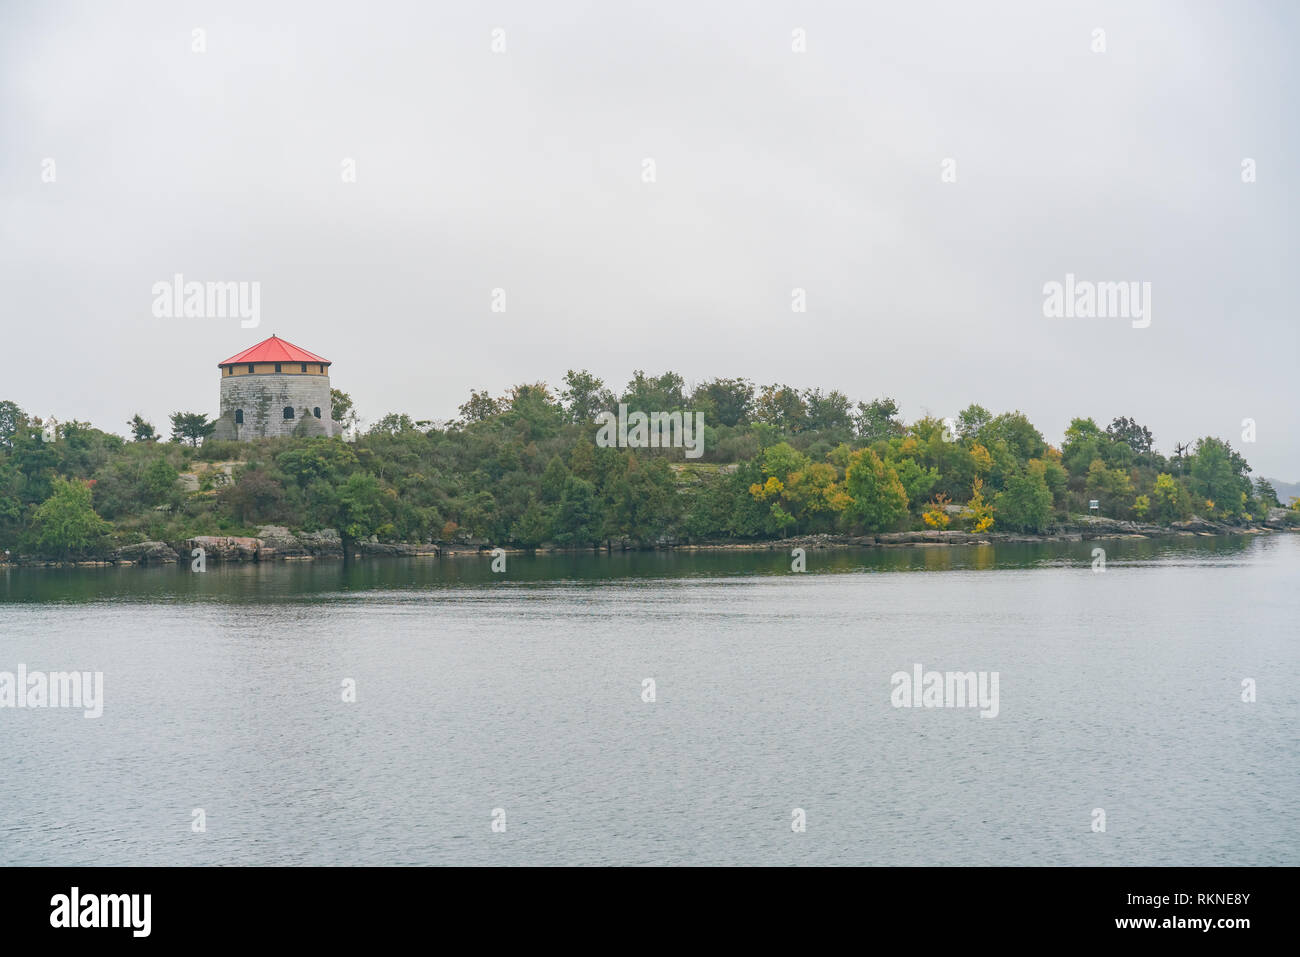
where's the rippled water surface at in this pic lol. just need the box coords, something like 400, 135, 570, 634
1, 535, 1296, 865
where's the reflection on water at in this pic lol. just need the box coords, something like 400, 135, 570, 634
0, 533, 1295, 866
0, 535, 1264, 604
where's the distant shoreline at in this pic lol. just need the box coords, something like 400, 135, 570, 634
2, 522, 1291, 570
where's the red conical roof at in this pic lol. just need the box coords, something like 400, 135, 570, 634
219, 335, 330, 367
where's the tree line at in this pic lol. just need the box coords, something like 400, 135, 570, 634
0, 374, 1292, 559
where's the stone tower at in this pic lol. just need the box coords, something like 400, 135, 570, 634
210, 335, 344, 441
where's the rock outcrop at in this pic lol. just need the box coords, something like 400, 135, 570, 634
1265, 507, 1296, 529
112, 541, 180, 564
180, 536, 261, 562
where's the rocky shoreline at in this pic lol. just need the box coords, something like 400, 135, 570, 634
1, 514, 1295, 568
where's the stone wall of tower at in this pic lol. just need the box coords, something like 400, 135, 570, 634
211, 372, 342, 441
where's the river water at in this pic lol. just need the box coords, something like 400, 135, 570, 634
1, 535, 1295, 865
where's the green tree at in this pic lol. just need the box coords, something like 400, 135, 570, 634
802, 388, 855, 435
331, 473, 389, 555
760, 442, 810, 484
1061, 417, 1106, 478
1150, 472, 1191, 523
457, 389, 502, 425
502, 383, 564, 441
553, 476, 601, 546
330, 389, 358, 431
995, 463, 1053, 532
1085, 458, 1134, 516
28, 477, 112, 558
368, 413, 418, 436
1254, 478, 1280, 509
754, 384, 807, 432
141, 457, 179, 505
511, 498, 552, 548
1189, 437, 1251, 519
979, 411, 1046, 465
560, 370, 614, 425
169, 412, 215, 447
541, 456, 569, 503
955, 404, 991, 440
856, 397, 903, 442
277, 441, 358, 487
0, 400, 23, 450
691, 378, 754, 427
844, 448, 909, 532
622, 371, 687, 412
1106, 416, 1154, 456
219, 468, 288, 525
891, 457, 940, 510
128, 414, 157, 442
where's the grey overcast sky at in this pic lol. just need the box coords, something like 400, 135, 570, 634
2, 0, 1297, 478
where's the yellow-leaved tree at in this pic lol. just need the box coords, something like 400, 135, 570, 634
968, 477, 994, 532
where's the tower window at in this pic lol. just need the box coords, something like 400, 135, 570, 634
247, 364, 255, 374
234, 409, 244, 425
283, 406, 295, 420
275, 363, 282, 373
301, 363, 308, 373
313, 407, 321, 419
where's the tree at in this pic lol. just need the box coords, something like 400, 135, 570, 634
1150, 472, 1191, 523
1039, 454, 1069, 506
169, 412, 214, 446
754, 384, 807, 432
759, 442, 810, 484
844, 448, 909, 532
127, 414, 157, 442
1106, 416, 1154, 456
331, 473, 389, 555
980, 411, 1046, 465
622, 371, 686, 412
891, 456, 940, 509
553, 476, 601, 546
955, 404, 991, 440
560, 370, 615, 425
856, 397, 903, 442
1254, 478, 1280, 509
802, 389, 855, 434
510, 498, 552, 548
922, 494, 951, 528
601, 454, 679, 543
457, 389, 502, 425
330, 389, 359, 432
502, 383, 564, 441
1189, 437, 1251, 519
691, 378, 754, 427
28, 477, 112, 558
219, 468, 288, 525
995, 463, 1053, 532
1061, 417, 1106, 478
541, 456, 569, 503
0, 400, 25, 449
967, 478, 994, 532
277, 441, 358, 487
1085, 458, 1134, 516
141, 457, 179, 505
